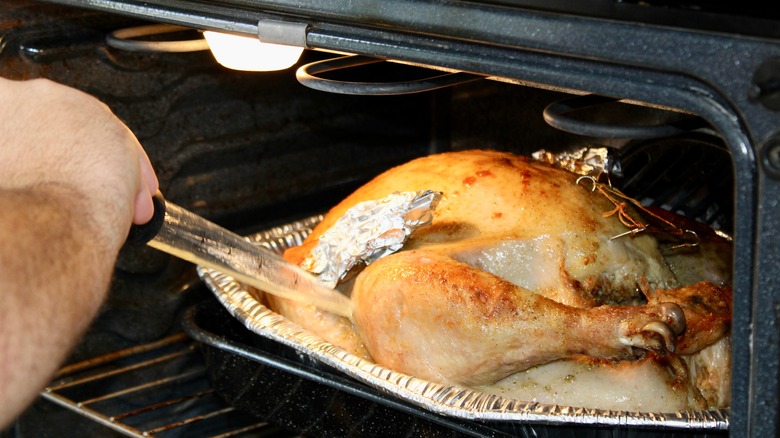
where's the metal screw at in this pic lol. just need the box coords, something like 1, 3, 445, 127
751, 58, 780, 111
760, 137, 780, 179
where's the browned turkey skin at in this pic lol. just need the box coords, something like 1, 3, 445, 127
353, 250, 688, 386
282, 149, 732, 409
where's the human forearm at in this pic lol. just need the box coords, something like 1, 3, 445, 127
0, 77, 158, 428
0, 185, 119, 427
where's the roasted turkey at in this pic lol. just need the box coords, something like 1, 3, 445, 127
275, 149, 732, 411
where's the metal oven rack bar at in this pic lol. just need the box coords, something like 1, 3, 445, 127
40, 333, 301, 438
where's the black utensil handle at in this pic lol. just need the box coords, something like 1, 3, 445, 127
126, 192, 167, 245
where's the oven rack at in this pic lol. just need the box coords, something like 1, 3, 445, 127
40, 333, 302, 438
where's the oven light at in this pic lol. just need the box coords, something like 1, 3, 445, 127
203, 31, 304, 71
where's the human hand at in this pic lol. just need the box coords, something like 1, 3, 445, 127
0, 77, 158, 248
0, 77, 160, 428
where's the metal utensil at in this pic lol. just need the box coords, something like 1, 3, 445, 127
129, 193, 353, 318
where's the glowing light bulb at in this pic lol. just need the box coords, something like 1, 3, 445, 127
203, 31, 304, 71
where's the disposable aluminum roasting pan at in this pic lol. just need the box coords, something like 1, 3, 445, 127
192, 215, 729, 437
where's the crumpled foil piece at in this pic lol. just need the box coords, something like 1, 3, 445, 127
301, 190, 442, 288
532, 146, 621, 181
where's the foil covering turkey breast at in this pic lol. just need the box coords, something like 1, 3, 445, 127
273, 149, 731, 412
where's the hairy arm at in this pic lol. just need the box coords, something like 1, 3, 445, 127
0, 77, 158, 427
0, 186, 117, 426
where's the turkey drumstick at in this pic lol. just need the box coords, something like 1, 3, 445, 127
352, 249, 685, 386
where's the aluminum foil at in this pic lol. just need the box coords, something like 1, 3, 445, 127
197, 216, 729, 431
532, 146, 621, 181
301, 190, 441, 288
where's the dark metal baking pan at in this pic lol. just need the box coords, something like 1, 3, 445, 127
181, 301, 513, 437
181, 301, 728, 438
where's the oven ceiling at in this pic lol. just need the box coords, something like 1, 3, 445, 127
40, 0, 780, 136
41, 0, 780, 43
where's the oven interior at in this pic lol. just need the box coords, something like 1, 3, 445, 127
0, 0, 759, 436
